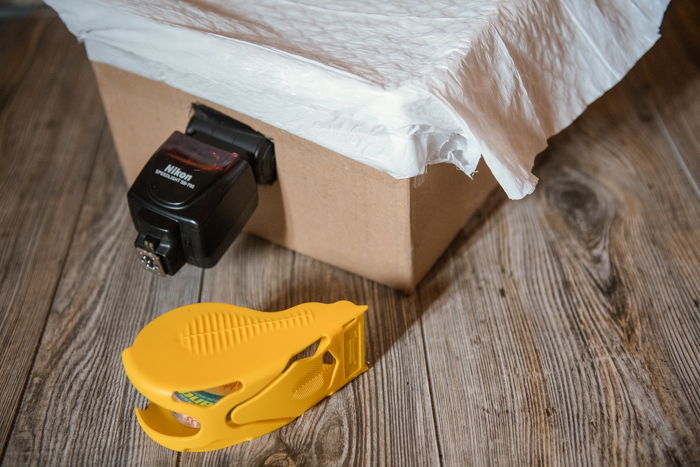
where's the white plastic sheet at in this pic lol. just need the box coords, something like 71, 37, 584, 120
46, 0, 669, 198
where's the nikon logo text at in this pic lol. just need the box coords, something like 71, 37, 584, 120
155, 164, 195, 189
163, 164, 193, 181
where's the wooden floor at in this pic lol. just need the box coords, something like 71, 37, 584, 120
0, 2, 698, 465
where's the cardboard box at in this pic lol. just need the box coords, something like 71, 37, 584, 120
93, 63, 498, 290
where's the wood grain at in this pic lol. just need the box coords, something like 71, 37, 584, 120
1, 2, 699, 465
640, 0, 700, 194
0, 14, 105, 450
1, 128, 203, 465
418, 4, 700, 462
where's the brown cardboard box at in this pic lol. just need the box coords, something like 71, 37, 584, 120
93, 63, 498, 290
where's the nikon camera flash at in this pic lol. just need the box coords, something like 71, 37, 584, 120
127, 104, 276, 276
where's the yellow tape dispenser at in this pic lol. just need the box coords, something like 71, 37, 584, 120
122, 301, 368, 452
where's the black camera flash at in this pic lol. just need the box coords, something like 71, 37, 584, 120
127, 104, 276, 276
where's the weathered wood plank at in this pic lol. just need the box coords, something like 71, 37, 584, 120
2, 3, 699, 465
0, 15, 105, 450
419, 17, 700, 465
0, 14, 46, 109
179, 238, 440, 466
641, 0, 700, 194
1, 128, 202, 465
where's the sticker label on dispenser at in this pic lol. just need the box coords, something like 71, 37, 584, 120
174, 390, 222, 406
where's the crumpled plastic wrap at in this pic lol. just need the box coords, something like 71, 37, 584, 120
46, 0, 669, 199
